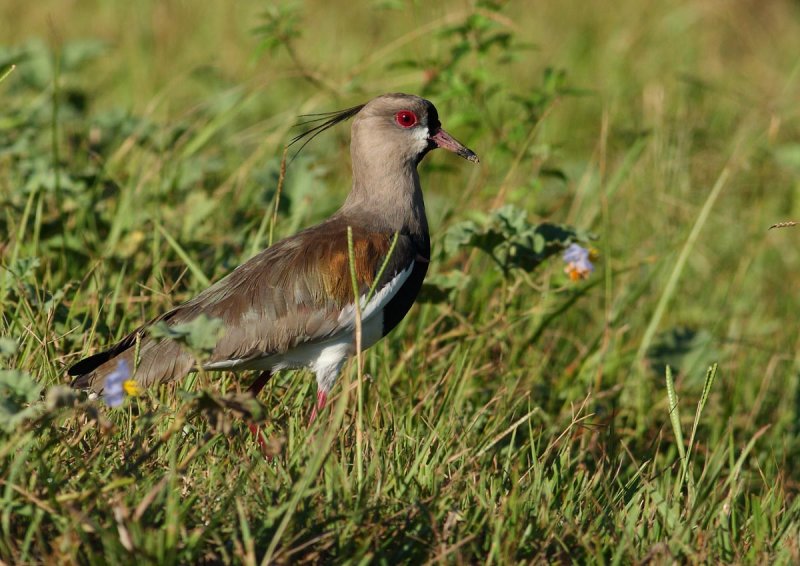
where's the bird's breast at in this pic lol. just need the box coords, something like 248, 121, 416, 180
380, 255, 429, 336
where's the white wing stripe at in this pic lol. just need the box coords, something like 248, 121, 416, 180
337, 261, 415, 328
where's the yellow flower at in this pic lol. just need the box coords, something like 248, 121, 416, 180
123, 380, 140, 396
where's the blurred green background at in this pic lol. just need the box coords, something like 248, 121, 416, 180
2, 0, 800, 563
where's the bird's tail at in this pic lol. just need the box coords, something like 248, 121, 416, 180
68, 330, 142, 392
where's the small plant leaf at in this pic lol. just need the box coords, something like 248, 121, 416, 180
0, 369, 42, 431
443, 204, 591, 274
150, 314, 225, 354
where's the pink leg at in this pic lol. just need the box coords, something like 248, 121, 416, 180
248, 422, 268, 452
308, 390, 328, 425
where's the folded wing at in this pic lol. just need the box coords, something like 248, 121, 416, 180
69, 221, 415, 392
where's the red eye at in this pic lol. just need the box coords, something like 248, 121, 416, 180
394, 110, 418, 128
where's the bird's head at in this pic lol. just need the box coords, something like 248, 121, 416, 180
352, 93, 479, 166
290, 93, 478, 168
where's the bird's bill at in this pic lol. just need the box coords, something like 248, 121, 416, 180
429, 128, 479, 163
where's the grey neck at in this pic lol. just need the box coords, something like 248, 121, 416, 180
339, 143, 429, 240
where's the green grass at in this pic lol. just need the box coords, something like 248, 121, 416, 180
2, 0, 800, 562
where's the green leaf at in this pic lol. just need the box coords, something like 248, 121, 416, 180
646, 326, 718, 380
61, 38, 107, 71
150, 314, 225, 353
442, 205, 591, 275
419, 270, 471, 304
773, 144, 800, 173
0, 337, 18, 357
0, 369, 42, 432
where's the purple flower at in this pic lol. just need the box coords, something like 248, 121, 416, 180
104, 360, 130, 407
563, 243, 595, 281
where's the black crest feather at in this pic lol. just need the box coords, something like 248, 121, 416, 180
288, 104, 365, 161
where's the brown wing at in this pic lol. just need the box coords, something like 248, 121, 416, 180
68, 221, 413, 392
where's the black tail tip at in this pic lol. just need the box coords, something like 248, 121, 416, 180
67, 350, 114, 379
69, 372, 93, 390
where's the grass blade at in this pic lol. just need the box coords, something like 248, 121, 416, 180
155, 222, 211, 288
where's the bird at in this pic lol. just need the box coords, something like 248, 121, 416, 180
68, 93, 479, 429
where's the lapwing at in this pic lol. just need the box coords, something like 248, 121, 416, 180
69, 93, 478, 427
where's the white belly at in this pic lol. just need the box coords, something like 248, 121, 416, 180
204, 305, 385, 392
